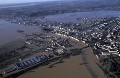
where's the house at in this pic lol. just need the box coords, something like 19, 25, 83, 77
108, 49, 119, 55
54, 49, 67, 56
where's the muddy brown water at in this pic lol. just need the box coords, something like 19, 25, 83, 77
18, 41, 106, 78
0, 20, 40, 46
0, 15, 107, 78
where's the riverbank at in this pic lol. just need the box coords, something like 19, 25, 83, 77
18, 41, 106, 78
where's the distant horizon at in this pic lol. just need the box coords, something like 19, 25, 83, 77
0, 0, 58, 4
0, 0, 106, 4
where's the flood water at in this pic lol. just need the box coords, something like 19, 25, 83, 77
0, 20, 40, 46
1, 10, 120, 45
44, 10, 120, 22
18, 41, 105, 78
0, 10, 120, 48
0, 10, 112, 77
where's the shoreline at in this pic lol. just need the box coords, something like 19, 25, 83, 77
0, 19, 107, 78
18, 41, 106, 78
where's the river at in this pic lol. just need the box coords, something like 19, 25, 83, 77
0, 10, 120, 50
0, 20, 40, 46
44, 10, 120, 22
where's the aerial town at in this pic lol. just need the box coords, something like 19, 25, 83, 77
0, 0, 120, 78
